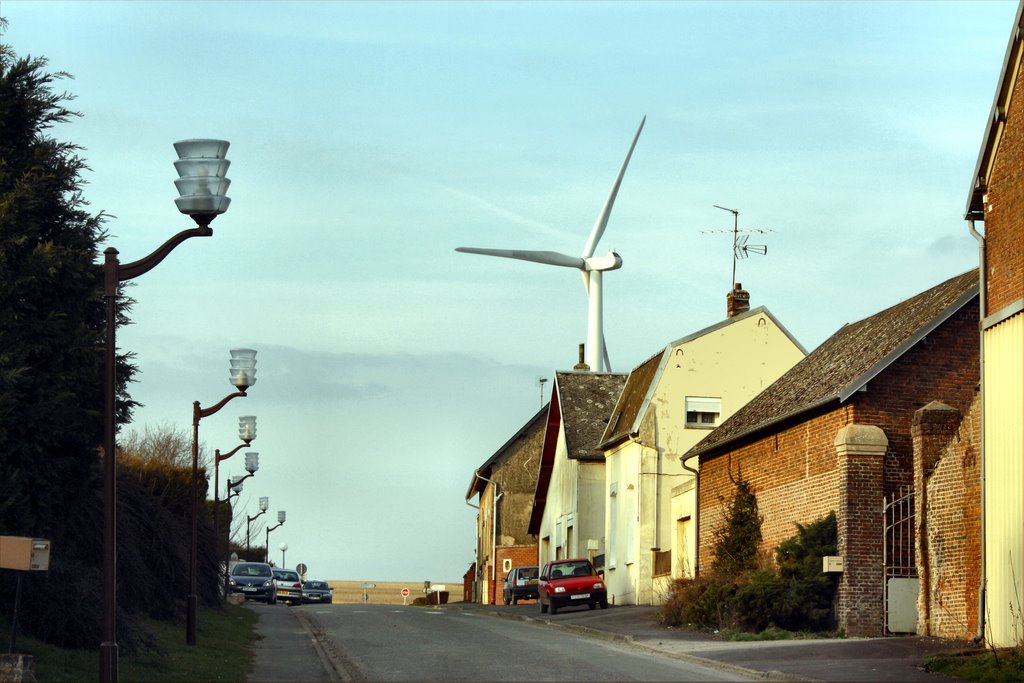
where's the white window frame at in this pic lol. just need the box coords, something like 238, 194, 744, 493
685, 396, 721, 429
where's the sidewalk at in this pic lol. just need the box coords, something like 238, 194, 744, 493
446, 601, 977, 682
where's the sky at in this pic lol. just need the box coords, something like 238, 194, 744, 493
2, 1, 1018, 583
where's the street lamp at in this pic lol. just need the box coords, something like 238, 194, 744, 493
265, 511, 286, 564
101, 139, 232, 683
220, 453, 259, 597
213, 416, 256, 543
246, 497, 270, 557
280, 542, 288, 568
188, 349, 257, 646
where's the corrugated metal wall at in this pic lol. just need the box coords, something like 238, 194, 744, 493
984, 313, 1024, 647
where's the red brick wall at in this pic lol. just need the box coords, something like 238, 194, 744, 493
492, 544, 539, 604
985, 55, 1024, 314
914, 395, 981, 639
698, 302, 979, 636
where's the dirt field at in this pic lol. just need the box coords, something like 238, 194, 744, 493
325, 580, 462, 605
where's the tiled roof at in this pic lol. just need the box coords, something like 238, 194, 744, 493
555, 371, 628, 461
600, 351, 663, 447
686, 269, 979, 459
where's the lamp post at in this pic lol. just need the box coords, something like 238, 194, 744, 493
280, 543, 288, 568
101, 139, 232, 683
220, 453, 259, 597
246, 497, 270, 557
213, 416, 256, 542
265, 511, 286, 564
188, 349, 257, 646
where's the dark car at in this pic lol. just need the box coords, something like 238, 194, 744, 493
302, 580, 333, 604
228, 562, 277, 604
538, 558, 607, 615
272, 568, 303, 605
502, 565, 539, 605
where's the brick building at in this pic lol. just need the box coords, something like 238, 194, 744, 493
466, 405, 546, 605
685, 270, 979, 637
964, 0, 1024, 649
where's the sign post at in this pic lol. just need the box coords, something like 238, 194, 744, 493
401, 587, 410, 605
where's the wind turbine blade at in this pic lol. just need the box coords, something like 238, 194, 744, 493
581, 116, 646, 259
602, 333, 612, 372
456, 247, 585, 269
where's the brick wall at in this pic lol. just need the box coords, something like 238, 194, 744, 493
985, 54, 1024, 314
914, 395, 981, 639
697, 302, 979, 637
492, 544, 539, 604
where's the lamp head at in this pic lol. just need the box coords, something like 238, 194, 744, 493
173, 139, 231, 225
279, 542, 288, 552
277, 510, 286, 524
238, 415, 257, 443
244, 451, 259, 474
229, 348, 257, 389
259, 496, 269, 512
229, 475, 244, 494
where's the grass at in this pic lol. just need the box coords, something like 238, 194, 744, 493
1, 604, 258, 683
926, 649, 1024, 682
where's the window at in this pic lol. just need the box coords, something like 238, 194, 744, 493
685, 396, 721, 428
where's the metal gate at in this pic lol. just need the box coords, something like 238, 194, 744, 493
883, 484, 918, 633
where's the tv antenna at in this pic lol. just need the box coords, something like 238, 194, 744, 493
537, 376, 548, 406
702, 205, 772, 291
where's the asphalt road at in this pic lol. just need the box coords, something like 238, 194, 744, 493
296, 603, 755, 681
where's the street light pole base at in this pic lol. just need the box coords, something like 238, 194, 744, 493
100, 642, 118, 683
186, 595, 197, 645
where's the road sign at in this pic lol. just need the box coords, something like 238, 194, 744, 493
401, 588, 410, 597
360, 582, 376, 590
296, 563, 307, 577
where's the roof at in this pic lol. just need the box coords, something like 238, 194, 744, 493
555, 371, 628, 462
528, 371, 627, 534
599, 306, 806, 448
966, 1, 1024, 219
686, 269, 979, 460
465, 404, 549, 501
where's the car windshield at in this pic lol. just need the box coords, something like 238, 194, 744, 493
232, 563, 271, 577
518, 567, 538, 580
304, 581, 327, 589
550, 561, 593, 578
274, 570, 300, 582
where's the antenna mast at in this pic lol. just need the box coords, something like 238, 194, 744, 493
704, 206, 771, 291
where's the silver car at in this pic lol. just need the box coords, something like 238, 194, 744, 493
272, 568, 303, 605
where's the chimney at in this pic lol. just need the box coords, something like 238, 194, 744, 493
727, 282, 750, 318
574, 343, 590, 371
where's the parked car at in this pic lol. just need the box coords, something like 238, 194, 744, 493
272, 568, 303, 605
228, 562, 277, 604
538, 558, 607, 615
302, 580, 333, 604
502, 565, 539, 605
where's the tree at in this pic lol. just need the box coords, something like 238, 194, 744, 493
0, 20, 137, 536
710, 475, 762, 578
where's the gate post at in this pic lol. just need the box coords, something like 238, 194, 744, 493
835, 424, 887, 636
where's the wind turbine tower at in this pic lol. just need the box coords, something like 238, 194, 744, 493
456, 117, 645, 372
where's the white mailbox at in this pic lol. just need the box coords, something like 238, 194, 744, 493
822, 555, 844, 573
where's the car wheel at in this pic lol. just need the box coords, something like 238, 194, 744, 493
549, 603, 558, 615
503, 596, 510, 605
588, 602, 596, 610
600, 600, 608, 609
540, 600, 548, 614
511, 595, 518, 605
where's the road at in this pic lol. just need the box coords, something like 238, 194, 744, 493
294, 603, 755, 681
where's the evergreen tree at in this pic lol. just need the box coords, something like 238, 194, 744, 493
0, 23, 137, 536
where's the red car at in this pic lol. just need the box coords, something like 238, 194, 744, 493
538, 558, 608, 614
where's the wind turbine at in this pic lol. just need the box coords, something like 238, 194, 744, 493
456, 117, 645, 373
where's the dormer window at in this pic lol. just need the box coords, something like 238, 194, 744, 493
685, 396, 721, 428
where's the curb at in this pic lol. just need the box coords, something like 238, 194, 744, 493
293, 609, 351, 682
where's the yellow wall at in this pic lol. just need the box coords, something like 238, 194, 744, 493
984, 312, 1024, 647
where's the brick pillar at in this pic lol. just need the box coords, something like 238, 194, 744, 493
834, 424, 888, 636
912, 401, 961, 637
0, 655, 37, 683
